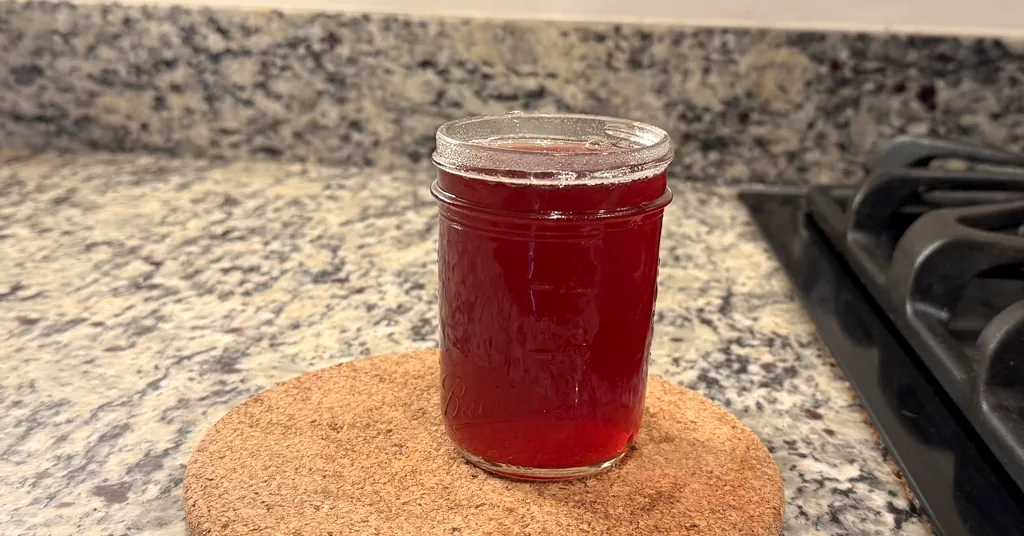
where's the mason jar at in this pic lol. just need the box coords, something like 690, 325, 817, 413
431, 112, 673, 480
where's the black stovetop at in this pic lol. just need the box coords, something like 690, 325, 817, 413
740, 136, 1024, 536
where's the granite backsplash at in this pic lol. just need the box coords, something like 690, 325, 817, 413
1, 1, 1023, 184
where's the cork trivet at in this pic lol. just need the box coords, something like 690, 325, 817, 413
183, 350, 784, 535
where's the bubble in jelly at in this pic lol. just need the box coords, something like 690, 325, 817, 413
583, 136, 613, 151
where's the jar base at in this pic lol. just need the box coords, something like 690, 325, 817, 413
456, 446, 628, 481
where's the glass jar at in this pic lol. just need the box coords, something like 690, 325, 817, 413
431, 112, 673, 480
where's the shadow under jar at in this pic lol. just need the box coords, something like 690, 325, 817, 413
431, 113, 673, 480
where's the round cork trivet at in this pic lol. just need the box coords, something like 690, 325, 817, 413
183, 350, 784, 536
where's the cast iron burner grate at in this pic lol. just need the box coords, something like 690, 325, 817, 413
807, 136, 1024, 493
740, 135, 1024, 535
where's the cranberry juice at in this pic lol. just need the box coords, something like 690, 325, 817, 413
435, 141, 670, 472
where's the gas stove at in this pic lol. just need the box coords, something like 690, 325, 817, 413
740, 136, 1024, 536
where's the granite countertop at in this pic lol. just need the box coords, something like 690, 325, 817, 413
0, 151, 929, 535
3, 1, 1024, 187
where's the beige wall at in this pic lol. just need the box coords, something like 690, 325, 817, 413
69, 0, 1024, 38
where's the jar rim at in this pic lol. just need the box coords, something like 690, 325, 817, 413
432, 112, 673, 185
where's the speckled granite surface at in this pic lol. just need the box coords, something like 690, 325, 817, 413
1, 1, 1023, 185
0, 151, 928, 534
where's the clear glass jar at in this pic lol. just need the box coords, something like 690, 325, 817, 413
431, 113, 673, 480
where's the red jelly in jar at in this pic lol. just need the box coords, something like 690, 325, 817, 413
431, 113, 673, 480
